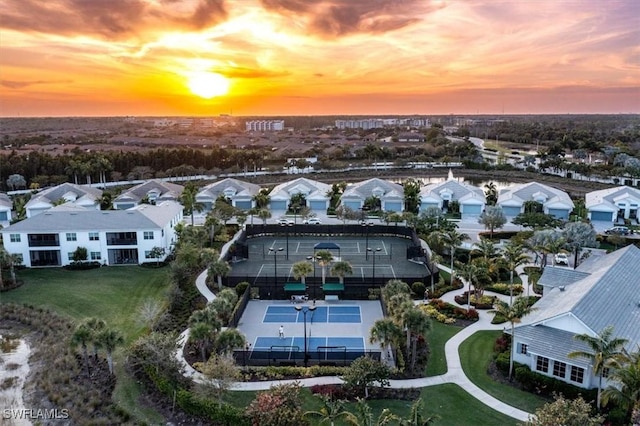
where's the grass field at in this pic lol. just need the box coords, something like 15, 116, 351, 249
459, 330, 548, 413
1, 266, 171, 424
426, 321, 462, 376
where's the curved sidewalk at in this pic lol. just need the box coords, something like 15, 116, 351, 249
176, 264, 533, 423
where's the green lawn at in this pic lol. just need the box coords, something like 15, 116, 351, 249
459, 330, 548, 413
426, 321, 463, 376
1, 266, 171, 424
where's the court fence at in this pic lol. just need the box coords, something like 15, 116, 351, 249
232, 348, 381, 367
229, 283, 251, 328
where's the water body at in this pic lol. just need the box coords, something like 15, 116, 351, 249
390, 176, 515, 191
0, 335, 31, 426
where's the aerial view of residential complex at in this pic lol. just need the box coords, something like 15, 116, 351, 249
1, 1, 639, 425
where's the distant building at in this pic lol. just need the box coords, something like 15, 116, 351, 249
497, 182, 574, 220
419, 171, 485, 217
196, 178, 261, 211
269, 178, 330, 212
341, 178, 404, 212
585, 186, 640, 224
113, 180, 184, 210
25, 183, 102, 218
245, 120, 285, 132
397, 132, 426, 143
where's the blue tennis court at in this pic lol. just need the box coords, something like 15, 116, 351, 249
263, 305, 361, 323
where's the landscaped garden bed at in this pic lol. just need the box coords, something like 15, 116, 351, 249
453, 291, 496, 309
420, 299, 479, 324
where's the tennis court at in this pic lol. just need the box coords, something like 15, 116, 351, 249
262, 305, 362, 323
250, 336, 365, 362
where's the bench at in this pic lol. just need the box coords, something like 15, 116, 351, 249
325, 295, 339, 302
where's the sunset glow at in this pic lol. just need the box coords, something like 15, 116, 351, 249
0, 0, 638, 116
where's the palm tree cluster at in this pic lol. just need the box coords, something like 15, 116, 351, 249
188, 288, 246, 363
371, 279, 432, 374
71, 317, 123, 375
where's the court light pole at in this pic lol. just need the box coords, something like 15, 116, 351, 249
362, 221, 373, 260
269, 247, 284, 299
367, 247, 382, 286
294, 305, 317, 367
281, 222, 293, 259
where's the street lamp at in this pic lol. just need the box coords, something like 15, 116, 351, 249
294, 305, 317, 367
362, 221, 373, 260
281, 222, 293, 259
367, 247, 382, 286
269, 247, 284, 299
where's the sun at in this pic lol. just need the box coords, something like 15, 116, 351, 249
187, 71, 230, 99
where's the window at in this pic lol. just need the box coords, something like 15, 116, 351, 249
145, 251, 152, 259
90, 252, 101, 260
68, 252, 75, 261
89, 232, 99, 241
602, 367, 610, 378
0, 211, 7, 221
553, 361, 566, 378
519, 343, 528, 355
536, 356, 549, 373
66, 233, 77, 242
143, 231, 154, 240
570, 366, 584, 383
10, 234, 21, 243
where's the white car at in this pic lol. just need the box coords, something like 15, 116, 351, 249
554, 253, 569, 266
277, 218, 294, 225
303, 217, 321, 225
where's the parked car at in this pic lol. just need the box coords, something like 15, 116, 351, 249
277, 218, 294, 225
554, 253, 569, 265
303, 217, 321, 225
604, 226, 630, 235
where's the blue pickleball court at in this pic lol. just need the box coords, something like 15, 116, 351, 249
262, 305, 361, 324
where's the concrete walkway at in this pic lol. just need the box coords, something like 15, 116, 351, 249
175, 263, 536, 423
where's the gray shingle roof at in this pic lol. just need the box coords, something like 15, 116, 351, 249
420, 179, 484, 202
585, 186, 640, 211
269, 178, 330, 200
342, 178, 403, 200
521, 245, 640, 350
0, 193, 12, 208
115, 180, 184, 203
514, 325, 592, 368
26, 183, 102, 206
497, 182, 573, 208
197, 178, 260, 199
1, 201, 182, 232
538, 267, 591, 288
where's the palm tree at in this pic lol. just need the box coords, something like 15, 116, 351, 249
490, 298, 537, 380
292, 261, 313, 284
437, 229, 469, 287
85, 317, 106, 358
369, 318, 403, 365
180, 182, 204, 226
214, 328, 246, 354
257, 208, 272, 226
71, 323, 92, 376
304, 394, 351, 426
208, 259, 231, 289
502, 241, 529, 305
426, 252, 442, 297
190, 322, 215, 363
331, 260, 353, 284
344, 397, 397, 426
253, 188, 271, 209
602, 348, 640, 421
403, 308, 432, 372
315, 250, 334, 286
484, 182, 498, 206
457, 262, 479, 310
568, 325, 629, 410
96, 328, 124, 375
397, 398, 439, 426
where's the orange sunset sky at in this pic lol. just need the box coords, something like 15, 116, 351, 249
1, 0, 639, 117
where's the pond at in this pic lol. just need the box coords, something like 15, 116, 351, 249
0, 334, 31, 426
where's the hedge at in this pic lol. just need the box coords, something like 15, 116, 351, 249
514, 364, 598, 402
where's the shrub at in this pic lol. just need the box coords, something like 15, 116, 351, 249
486, 283, 523, 296
64, 261, 102, 270
495, 352, 511, 373
514, 364, 597, 401
235, 281, 250, 298
411, 281, 426, 299
454, 292, 495, 309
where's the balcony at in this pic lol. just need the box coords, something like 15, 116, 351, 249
106, 232, 138, 246
28, 234, 60, 247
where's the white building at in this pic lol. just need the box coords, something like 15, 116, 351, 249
511, 245, 640, 390
497, 182, 574, 220
585, 186, 640, 224
196, 178, 261, 211
113, 180, 184, 210
1, 201, 183, 267
268, 178, 331, 213
0, 193, 13, 228
25, 183, 102, 218
419, 171, 485, 217
340, 178, 405, 212
245, 120, 285, 132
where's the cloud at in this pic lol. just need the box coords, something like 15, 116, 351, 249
222, 66, 289, 79
0, 0, 228, 39
259, 0, 443, 37
1, 79, 73, 89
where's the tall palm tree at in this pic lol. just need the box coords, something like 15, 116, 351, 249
97, 328, 124, 375
369, 318, 403, 364
315, 250, 334, 286
403, 308, 432, 372
427, 252, 442, 297
502, 241, 529, 305
490, 298, 537, 380
292, 261, 313, 284
214, 328, 246, 354
437, 229, 469, 287
180, 182, 204, 226
568, 325, 629, 410
257, 208, 272, 226
602, 348, 640, 422
457, 262, 479, 310
190, 322, 215, 363
71, 323, 92, 376
208, 259, 231, 289
331, 260, 353, 284
472, 238, 498, 261
304, 394, 351, 426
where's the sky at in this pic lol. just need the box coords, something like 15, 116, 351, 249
0, 0, 639, 117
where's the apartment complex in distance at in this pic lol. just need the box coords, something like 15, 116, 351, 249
245, 120, 285, 132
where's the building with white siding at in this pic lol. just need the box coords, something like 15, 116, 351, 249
245, 120, 285, 132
